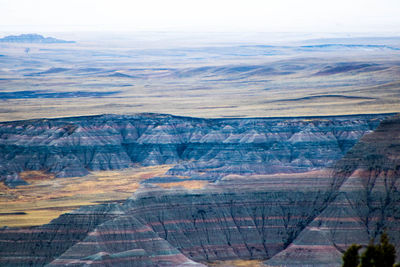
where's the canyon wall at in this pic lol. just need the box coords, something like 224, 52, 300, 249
266, 115, 400, 266
0, 113, 389, 186
0, 113, 399, 266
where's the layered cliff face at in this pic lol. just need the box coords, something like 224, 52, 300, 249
46, 188, 330, 266
0, 204, 122, 266
0, 173, 334, 267
0, 113, 399, 267
265, 115, 400, 266
0, 113, 389, 187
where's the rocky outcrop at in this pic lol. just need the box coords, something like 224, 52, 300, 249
0, 204, 122, 266
0, 113, 390, 186
123, 188, 330, 262
48, 212, 205, 267
265, 115, 400, 266
0, 175, 333, 266
1, 113, 399, 267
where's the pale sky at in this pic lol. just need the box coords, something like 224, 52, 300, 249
0, 0, 400, 33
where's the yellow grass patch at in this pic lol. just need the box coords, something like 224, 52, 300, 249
207, 259, 265, 267
0, 165, 172, 227
155, 180, 208, 190
19, 170, 55, 182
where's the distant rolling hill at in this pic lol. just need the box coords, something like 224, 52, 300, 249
0, 33, 75, 43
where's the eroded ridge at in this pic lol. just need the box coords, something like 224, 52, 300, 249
0, 113, 390, 187
265, 115, 400, 266
0, 113, 399, 267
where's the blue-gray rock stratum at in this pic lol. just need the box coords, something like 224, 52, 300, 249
0, 113, 399, 266
0, 113, 391, 187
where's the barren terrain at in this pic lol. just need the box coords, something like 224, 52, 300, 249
0, 166, 171, 227
0, 33, 399, 266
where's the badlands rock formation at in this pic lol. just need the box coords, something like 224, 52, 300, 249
265, 115, 400, 266
0, 113, 390, 187
0, 113, 399, 266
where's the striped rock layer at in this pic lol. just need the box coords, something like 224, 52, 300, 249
265, 115, 400, 266
0, 114, 399, 267
0, 113, 390, 186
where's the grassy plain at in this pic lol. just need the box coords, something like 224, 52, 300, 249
0, 37, 399, 121
0, 166, 172, 227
